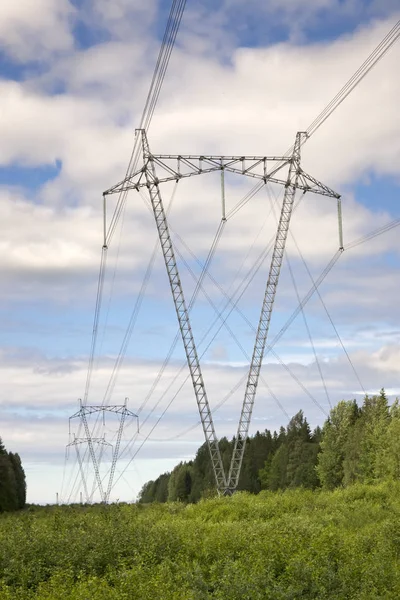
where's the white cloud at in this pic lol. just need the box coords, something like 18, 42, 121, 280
0, 0, 75, 61
0, 5, 399, 502
82, 0, 158, 40
1, 338, 399, 502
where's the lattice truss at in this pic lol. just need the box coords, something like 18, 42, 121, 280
100, 130, 341, 495
67, 400, 138, 504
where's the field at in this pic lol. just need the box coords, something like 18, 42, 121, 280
1, 482, 400, 599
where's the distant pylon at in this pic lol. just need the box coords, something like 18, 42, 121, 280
68, 399, 138, 503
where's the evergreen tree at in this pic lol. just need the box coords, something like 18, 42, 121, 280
260, 411, 320, 491
154, 473, 170, 502
377, 399, 400, 479
316, 400, 359, 489
138, 480, 157, 503
238, 430, 276, 493
0, 438, 26, 512
137, 392, 398, 503
266, 444, 289, 491
359, 390, 390, 482
8, 453, 26, 509
342, 391, 390, 485
0, 453, 17, 512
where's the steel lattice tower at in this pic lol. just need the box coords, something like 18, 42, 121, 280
68, 399, 138, 503
103, 130, 340, 495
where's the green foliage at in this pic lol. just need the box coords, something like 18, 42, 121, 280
0, 438, 26, 512
140, 391, 400, 505
316, 399, 359, 489
260, 410, 320, 491
2, 483, 400, 598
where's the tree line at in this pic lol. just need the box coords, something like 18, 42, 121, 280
0, 437, 26, 511
139, 389, 399, 503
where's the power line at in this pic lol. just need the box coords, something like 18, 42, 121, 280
70, 15, 400, 501
65, 0, 187, 502
106, 0, 187, 246
226, 20, 400, 217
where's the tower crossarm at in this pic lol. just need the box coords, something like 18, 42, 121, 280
67, 437, 113, 449
103, 154, 338, 200
139, 130, 227, 491
226, 132, 339, 493
69, 405, 138, 418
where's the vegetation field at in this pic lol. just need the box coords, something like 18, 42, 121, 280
1, 482, 400, 599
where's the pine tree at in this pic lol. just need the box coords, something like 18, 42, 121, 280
377, 399, 400, 479
0, 453, 18, 512
8, 453, 26, 509
316, 400, 359, 489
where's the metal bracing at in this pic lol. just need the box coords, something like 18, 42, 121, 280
226, 132, 305, 492
104, 151, 339, 200
77, 400, 105, 501
67, 436, 112, 503
105, 399, 136, 503
103, 130, 340, 495
68, 400, 138, 503
74, 442, 90, 503
140, 129, 227, 490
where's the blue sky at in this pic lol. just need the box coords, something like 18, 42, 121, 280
0, 0, 399, 504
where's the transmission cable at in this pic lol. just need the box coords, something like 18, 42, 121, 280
225, 20, 400, 222
109, 245, 341, 492
289, 230, 366, 394
77, 15, 399, 500
346, 216, 400, 251
114, 192, 339, 471
102, 183, 180, 408
83, 246, 108, 405
135, 202, 227, 417
125, 191, 308, 442
268, 187, 332, 409
305, 19, 400, 141
106, 0, 187, 246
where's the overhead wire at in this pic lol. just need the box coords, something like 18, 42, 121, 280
345, 216, 400, 251
304, 19, 400, 141
173, 197, 329, 417
112, 189, 340, 478
135, 191, 227, 417
66, 0, 187, 502
71, 15, 400, 501
109, 20, 400, 493
224, 19, 400, 220
109, 245, 342, 492
83, 246, 108, 405
268, 187, 332, 409
289, 231, 366, 395
106, 0, 187, 247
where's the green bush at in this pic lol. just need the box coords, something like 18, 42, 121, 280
1, 483, 400, 598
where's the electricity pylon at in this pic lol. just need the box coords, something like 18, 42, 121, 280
104, 130, 340, 495
68, 399, 138, 503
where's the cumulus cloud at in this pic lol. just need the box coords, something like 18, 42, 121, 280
2, 338, 399, 501
0, 4, 399, 502
0, 0, 75, 61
